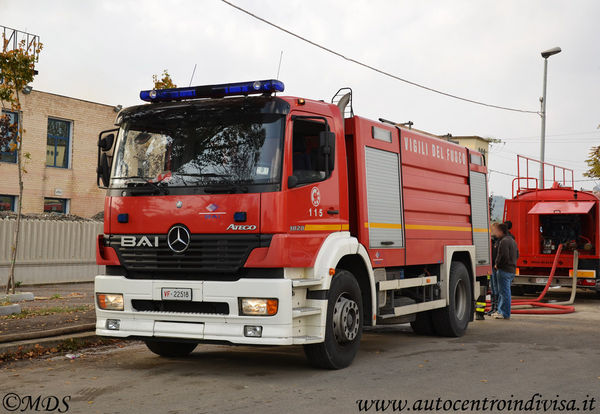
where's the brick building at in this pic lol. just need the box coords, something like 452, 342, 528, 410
1, 90, 117, 217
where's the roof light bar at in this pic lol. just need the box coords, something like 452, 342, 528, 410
140, 79, 285, 102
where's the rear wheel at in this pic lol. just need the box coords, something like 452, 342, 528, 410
304, 270, 363, 369
410, 311, 436, 335
145, 340, 197, 357
432, 261, 471, 337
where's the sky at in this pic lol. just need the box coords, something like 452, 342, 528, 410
2, 0, 599, 197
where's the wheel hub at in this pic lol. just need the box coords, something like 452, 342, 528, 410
454, 279, 467, 320
332, 295, 360, 344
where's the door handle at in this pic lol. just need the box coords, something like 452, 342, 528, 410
327, 209, 339, 215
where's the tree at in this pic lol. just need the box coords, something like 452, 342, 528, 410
584, 146, 600, 179
152, 70, 176, 89
0, 36, 42, 293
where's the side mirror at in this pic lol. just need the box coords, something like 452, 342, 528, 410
97, 129, 118, 188
318, 131, 335, 174
98, 153, 110, 187
98, 133, 114, 151
287, 175, 298, 189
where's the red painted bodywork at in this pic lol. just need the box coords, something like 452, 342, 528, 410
505, 156, 599, 276
504, 188, 600, 271
100, 95, 490, 276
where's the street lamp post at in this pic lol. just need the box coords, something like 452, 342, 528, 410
539, 46, 561, 189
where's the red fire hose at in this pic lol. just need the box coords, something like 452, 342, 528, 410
487, 244, 576, 315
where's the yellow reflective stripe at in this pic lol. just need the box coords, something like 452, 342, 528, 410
303, 224, 349, 231
364, 222, 403, 229
473, 228, 490, 233
405, 224, 472, 232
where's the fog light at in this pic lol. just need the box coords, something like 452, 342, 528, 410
240, 298, 278, 316
106, 319, 121, 330
244, 325, 263, 337
97, 293, 124, 311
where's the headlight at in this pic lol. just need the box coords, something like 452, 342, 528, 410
97, 293, 124, 311
240, 298, 278, 316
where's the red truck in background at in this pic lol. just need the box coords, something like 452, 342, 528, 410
94, 79, 491, 369
504, 155, 600, 295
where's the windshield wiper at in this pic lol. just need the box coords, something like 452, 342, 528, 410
204, 184, 249, 194
122, 176, 170, 195
174, 173, 232, 178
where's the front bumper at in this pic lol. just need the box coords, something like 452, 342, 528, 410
94, 275, 295, 345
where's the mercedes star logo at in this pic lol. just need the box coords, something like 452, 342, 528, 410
167, 225, 191, 253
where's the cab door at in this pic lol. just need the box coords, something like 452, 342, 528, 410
284, 112, 348, 236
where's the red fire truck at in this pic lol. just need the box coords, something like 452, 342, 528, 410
504, 155, 600, 295
95, 80, 491, 369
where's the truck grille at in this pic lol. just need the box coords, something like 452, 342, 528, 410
132, 299, 229, 315
106, 234, 272, 279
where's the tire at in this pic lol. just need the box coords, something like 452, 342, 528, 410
410, 311, 436, 335
304, 270, 363, 369
145, 340, 197, 357
432, 261, 472, 337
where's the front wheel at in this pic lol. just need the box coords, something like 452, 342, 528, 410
432, 261, 472, 337
410, 310, 436, 335
304, 270, 363, 369
145, 340, 197, 357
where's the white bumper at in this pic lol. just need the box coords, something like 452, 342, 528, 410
94, 275, 296, 345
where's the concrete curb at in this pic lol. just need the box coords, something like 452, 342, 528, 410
0, 292, 35, 303
0, 323, 96, 344
0, 304, 21, 316
0, 331, 98, 355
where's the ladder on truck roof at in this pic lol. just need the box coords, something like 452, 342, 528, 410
512, 155, 574, 198
331, 87, 354, 118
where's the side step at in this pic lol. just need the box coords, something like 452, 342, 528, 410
291, 278, 323, 288
292, 335, 323, 344
379, 299, 447, 318
378, 275, 438, 291
292, 306, 321, 318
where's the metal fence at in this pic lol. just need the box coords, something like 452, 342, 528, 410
0, 218, 103, 285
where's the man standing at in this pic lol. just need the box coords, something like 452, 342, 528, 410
486, 223, 500, 316
493, 222, 518, 320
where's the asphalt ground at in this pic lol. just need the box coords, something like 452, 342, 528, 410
1, 289, 599, 413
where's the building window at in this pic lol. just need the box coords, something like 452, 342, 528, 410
0, 195, 16, 212
44, 197, 69, 214
46, 118, 71, 168
0, 110, 18, 163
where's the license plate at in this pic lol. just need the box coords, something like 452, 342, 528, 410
535, 278, 547, 284
161, 288, 192, 301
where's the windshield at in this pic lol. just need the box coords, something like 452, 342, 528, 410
110, 103, 285, 190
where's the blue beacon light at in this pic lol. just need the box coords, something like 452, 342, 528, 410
140, 79, 285, 102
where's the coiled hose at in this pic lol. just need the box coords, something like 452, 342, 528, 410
488, 244, 577, 315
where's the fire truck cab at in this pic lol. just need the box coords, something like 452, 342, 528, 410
95, 80, 491, 369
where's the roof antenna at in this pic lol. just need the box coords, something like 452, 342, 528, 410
276, 50, 283, 79
273, 51, 284, 96
188, 63, 197, 87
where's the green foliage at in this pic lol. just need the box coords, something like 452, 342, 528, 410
584, 146, 600, 179
0, 36, 42, 153
0, 37, 42, 106
152, 69, 176, 89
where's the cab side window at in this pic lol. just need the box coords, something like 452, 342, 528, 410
292, 119, 332, 184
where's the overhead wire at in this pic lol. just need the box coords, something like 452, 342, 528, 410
220, 0, 539, 114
